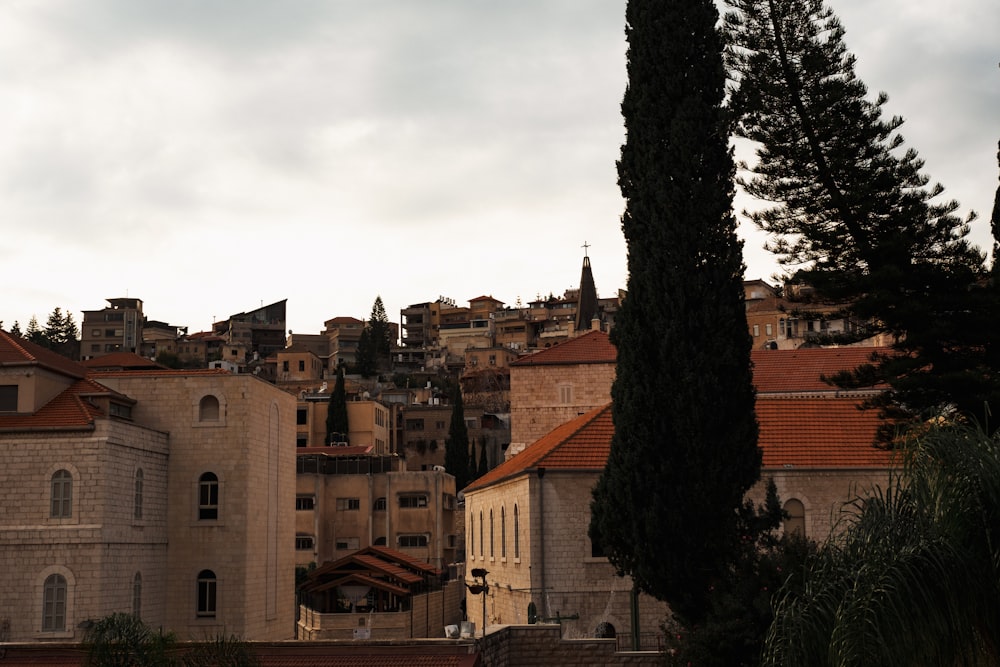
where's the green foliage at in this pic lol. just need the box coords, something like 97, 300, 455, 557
181, 634, 260, 667
8, 320, 22, 337
664, 480, 816, 666
83, 612, 176, 667
476, 438, 488, 478
444, 384, 471, 490
357, 296, 392, 378
155, 351, 183, 369
764, 424, 1000, 666
590, 0, 760, 626
468, 438, 478, 482
326, 365, 350, 445
726, 0, 999, 436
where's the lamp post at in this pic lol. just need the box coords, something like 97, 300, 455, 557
467, 568, 489, 636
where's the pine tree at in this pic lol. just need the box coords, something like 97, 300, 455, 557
725, 0, 998, 434
356, 328, 375, 378
326, 365, 350, 445
8, 321, 22, 337
444, 383, 471, 490
25, 316, 43, 345
589, 0, 760, 626
368, 296, 392, 358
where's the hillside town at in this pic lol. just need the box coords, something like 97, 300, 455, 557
0, 251, 899, 665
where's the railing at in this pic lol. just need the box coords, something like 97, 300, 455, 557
616, 632, 665, 652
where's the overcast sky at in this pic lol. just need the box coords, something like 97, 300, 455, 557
2, 1, 997, 336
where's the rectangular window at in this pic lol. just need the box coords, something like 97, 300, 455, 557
374, 497, 387, 511
295, 535, 314, 550
296, 408, 308, 425
298, 360, 305, 371
752, 324, 760, 337
296, 496, 315, 511
398, 534, 428, 548
197, 574, 217, 617
765, 323, 773, 336
336, 537, 360, 550
50, 470, 72, 518
296, 435, 308, 447
558, 384, 572, 404
282, 361, 289, 372
406, 419, 424, 430
399, 494, 428, 509
0, 385, 17, 412
336, 497, 360, 511
91, 329, 102, 337
435, 421, 446, 429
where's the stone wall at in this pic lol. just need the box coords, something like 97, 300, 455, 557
478, 624, 664, 667
509, 362, 614, 448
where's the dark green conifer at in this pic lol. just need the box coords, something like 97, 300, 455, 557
326, 365, 350, 445
589, 0, 760, 626
444, 384, 471, 490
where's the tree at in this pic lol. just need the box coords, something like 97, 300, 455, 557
83, 612, 175, 667
476, 437, 488, 478
763, 424, 1000, 666
356, 327, 375, 378
25, 315, 43, 345
725, 0, 998, 435
8, 321, 22, 337
326, 365, 349, 445
444, 383, 471, 490
357, 296, 392, 378
590, 0, 760, 627
468, 438, 479, 482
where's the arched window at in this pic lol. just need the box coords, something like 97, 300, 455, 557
132, 572, 142, 617
513, 504, 520, 558
42, 574, 67, 631
478, 511, 483, 558
50, 469, 72, 518
489, 509, 495, 558
196, 569, 217, 617
198, 472, 219, 520
134, 468, 144, 520
469, 512, 475, 558
198, 395, 220, 421
500, 506, 507, 559
374, 536, 387, 546
784, 499, 806, 537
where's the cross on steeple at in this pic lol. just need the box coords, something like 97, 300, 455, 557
582, 241, 590, 258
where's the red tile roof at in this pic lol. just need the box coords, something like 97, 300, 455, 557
0, 329, 86, 379
464, 405, 612, 492
466, 396, 893, 493
89, 368, 232, 378
79, 352, 164, 370
0, 377, 119, 431
510, 330, 616, 366
757, 397, 894, 468
751, 347, 888, 394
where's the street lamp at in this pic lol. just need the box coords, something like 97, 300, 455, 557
467, 568, 489, 635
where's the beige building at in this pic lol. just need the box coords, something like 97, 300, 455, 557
508, 330, 616, 450
295, 454, 458, 570
461, 335, 896, 641
0, 330, 297, 642
80, 297, 144, 360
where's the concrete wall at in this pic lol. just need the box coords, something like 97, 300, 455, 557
478, 624, 664, 667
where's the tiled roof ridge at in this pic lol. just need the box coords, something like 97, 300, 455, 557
0, 329, 87, 379
464, 404, 610, 492
89, 368, 232, 377
510, 330, 615, 367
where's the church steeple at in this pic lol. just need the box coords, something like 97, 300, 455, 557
574, 242, 600, 331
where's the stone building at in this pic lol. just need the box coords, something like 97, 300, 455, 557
462, 337, 896, 640
507, 330, 616, 451
0, 330, 296, 642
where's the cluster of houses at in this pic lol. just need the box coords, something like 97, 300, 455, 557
0, 256, 896, 658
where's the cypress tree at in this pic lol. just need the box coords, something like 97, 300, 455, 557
326, 365, 350, 445
589, 0, 760, 626
468, 438, 478, 482
477, 438, 489, 478
444, 384, 471, 490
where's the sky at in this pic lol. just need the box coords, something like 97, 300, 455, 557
1, 1, 997, 337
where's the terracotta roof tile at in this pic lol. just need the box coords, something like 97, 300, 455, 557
757, 397, 894, 468
79, 352, 164, 370
0, 329, 86, 378
751, 347, 889, 394
464, 405, 612, 492
0, 377, 119, 431
466, 396, 893, 493
89, 368, 232, 378
510, 330, 616, 367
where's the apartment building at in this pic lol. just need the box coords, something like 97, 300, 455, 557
80, 297, 144, 360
